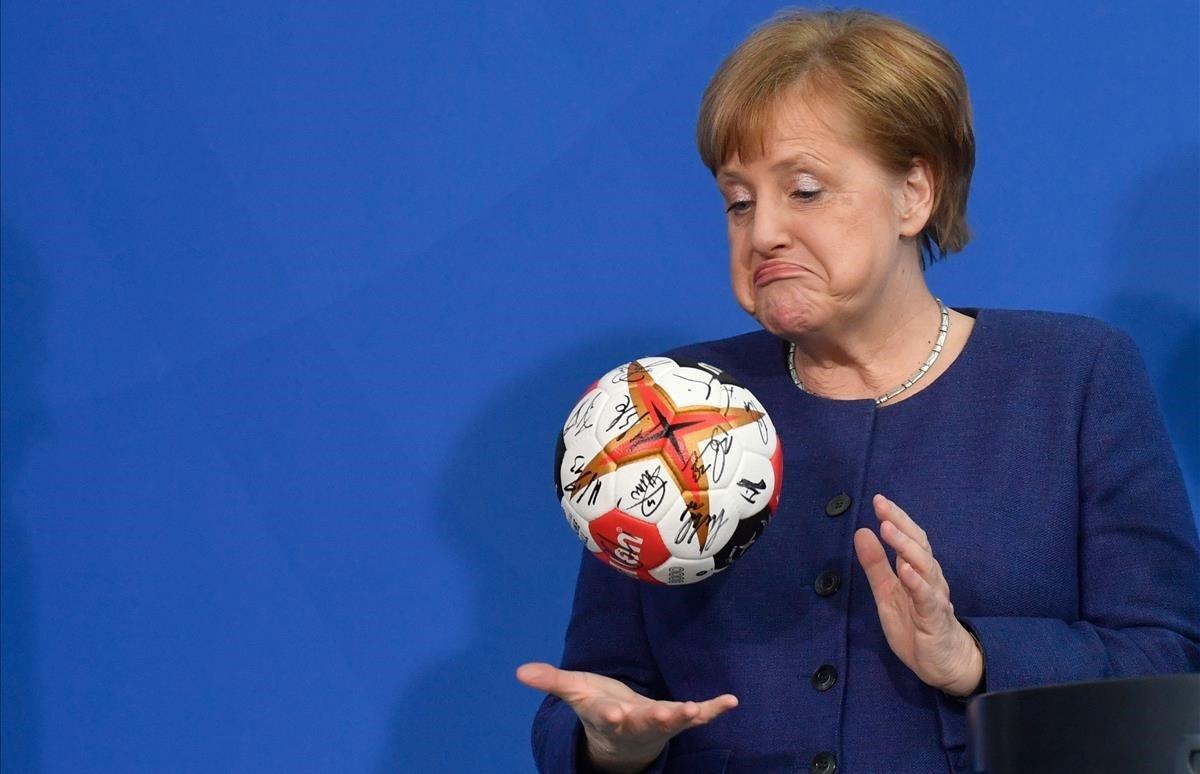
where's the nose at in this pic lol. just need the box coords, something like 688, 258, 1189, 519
749, 197, 792, 256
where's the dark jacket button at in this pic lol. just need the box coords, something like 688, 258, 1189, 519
811, 751, 837, 773
825, 494, 852, 517
814, 571, 841, 597
812, 664, 838, 691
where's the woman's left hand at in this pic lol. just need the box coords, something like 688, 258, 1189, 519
853, 494, 983, 697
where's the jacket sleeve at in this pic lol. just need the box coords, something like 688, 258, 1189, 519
937, 327, 1200, 750
531, 549, 672, 773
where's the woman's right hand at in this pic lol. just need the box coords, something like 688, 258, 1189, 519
516, 662, 739, 773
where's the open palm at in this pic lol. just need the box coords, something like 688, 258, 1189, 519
516, 662, 738, 771
853, 494, 983, 697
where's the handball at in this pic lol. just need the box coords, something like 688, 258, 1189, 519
554, 357, 782, 585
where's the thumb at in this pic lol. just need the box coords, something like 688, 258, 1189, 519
516, 662, 581, 701
854, 527, 897, 595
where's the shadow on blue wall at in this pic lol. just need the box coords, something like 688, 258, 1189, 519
1100, 145, 1199, 496
373, 332, 684, 773
1, 219, 48, 773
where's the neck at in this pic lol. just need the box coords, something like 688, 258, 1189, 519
791, 266, 941, 400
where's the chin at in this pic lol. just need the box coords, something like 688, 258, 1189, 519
753, 290, 827, 339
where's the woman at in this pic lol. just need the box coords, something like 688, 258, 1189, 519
517, 9, 1200, 772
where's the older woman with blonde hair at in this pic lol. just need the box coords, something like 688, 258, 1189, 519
517, 9, 1200, 772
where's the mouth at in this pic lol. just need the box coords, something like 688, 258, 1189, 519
753, 261, 811, 287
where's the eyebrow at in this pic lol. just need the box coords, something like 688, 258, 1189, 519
717, 151, 830, 184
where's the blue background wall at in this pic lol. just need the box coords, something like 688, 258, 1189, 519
2, 2, 1197, 771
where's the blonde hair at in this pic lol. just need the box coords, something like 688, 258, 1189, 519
697, 8, 975, 263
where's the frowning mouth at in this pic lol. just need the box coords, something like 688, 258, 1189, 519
753, 262, 812, 286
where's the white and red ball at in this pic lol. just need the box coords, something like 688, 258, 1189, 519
554, 357, 782, 585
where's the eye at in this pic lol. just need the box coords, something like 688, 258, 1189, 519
790, 187, 822, 202
725, 199, 753, 215
789, 172, 823, 203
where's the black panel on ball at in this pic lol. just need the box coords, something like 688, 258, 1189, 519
553, 431, 566, 500
670, 356, 747, 388
711, 506, 771, 571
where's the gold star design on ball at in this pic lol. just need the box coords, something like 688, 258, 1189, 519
564, 361, 764, 550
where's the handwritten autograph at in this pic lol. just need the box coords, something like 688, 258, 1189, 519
605, 394, 644, 433
564, 470, 603, 507
673, 370, 717, 400
736, 477, 767, 504
609, 358, 673, 384
628, 465, 668, 519
672, 503, 729, 551
564, 392, 602, 438
744, 400, 769, 445
684, 427, 734, 484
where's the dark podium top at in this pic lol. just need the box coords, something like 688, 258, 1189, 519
967, 673, 1200, 773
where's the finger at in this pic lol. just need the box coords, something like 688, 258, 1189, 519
625, 697, 723, 737
896, 560, 943, 619
854, 527, 899, 597
690, 694, 739, 724
880, 520, 935, 579
639, 695, 737, 735
874, 494, 930, 550
649, 703, 677, 732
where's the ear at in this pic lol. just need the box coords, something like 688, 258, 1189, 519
897, 158, 935, 239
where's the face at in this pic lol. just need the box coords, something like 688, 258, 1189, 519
716, 90, 932, 339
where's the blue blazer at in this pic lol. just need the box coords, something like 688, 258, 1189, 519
532, 309, 1200, 773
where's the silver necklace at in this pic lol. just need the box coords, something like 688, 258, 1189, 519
787, 298, 950, 406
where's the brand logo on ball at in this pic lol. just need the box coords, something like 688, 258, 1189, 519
611, 532, 643, 570
555, 358, 783, 585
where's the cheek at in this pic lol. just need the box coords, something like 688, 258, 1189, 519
728, 230, 755, 313
812, 210, 883, 291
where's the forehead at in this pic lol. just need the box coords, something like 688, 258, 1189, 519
718, 88, 867, 174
